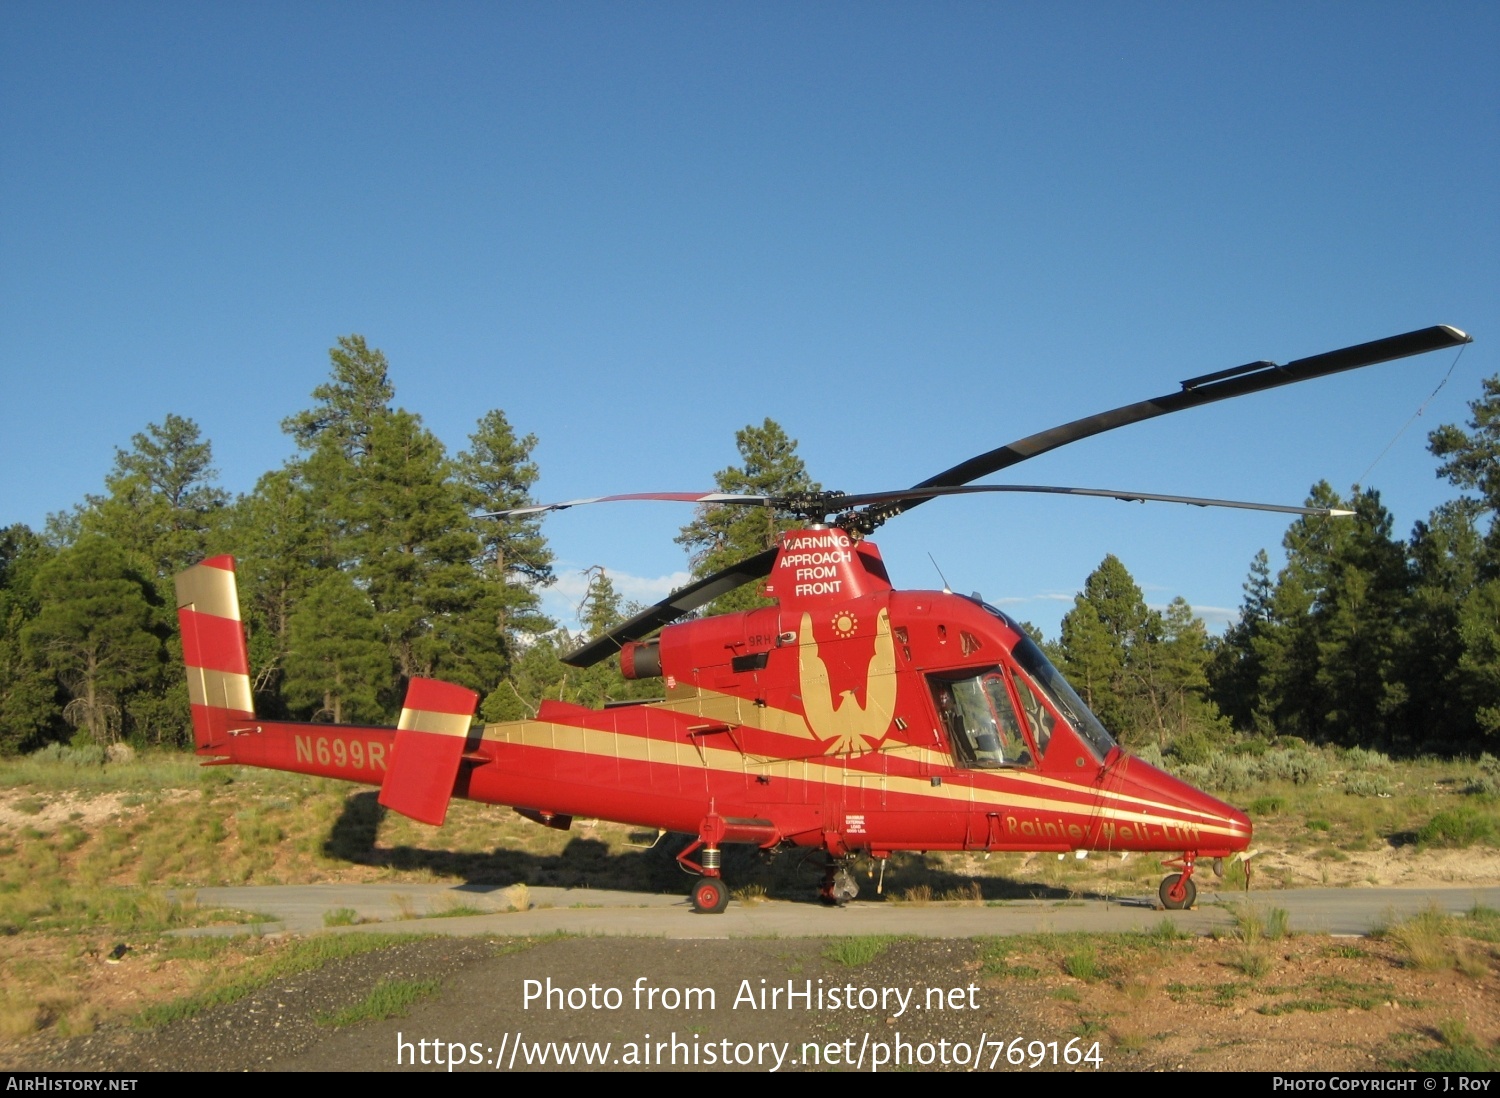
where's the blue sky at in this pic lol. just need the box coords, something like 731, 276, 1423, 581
3, 3, 1496, 637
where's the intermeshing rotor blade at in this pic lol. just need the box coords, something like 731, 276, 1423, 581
563, 547, 780, 668
895, 325, 1470, 509
829, 484, 1354, 517
480, 491, 757, 519
563, 324, 1469, 666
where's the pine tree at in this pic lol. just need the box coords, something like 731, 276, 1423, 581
1428, 375, 1500, 525
1311, 488, 1411, 747
282, 335, 396, 460
1155, 596, 1222, 744
1210, 549, 1274, 731
676, 419, 819, 615
578, 566, 624, 640
458, 410, 553, 586
1058, 555, 1158, 743
228, 467, 325, 711
1457, 580, 1500, 740
0, 526, 62, 753
277, 336, 505, 703
1404, 502, 1483, 745
77, 414, 229, 578
22, 538, 165, 745
453, 409, 557, 689
347, 409, 482, 689
1058, 595, 1123, 731
1248, 482, 1350, 740
281, 571, 392, 723
1427, 377, 1500, 746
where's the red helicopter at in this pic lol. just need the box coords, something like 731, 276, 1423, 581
176, 325, 1469, 913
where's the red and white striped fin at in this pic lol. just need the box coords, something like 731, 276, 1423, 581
379, 677, 479, 826
174, 556, 255, 753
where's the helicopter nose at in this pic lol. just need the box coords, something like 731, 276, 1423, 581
1106, 754, 1252, 853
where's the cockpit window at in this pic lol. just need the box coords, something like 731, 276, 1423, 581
930, 671, 1035, 768
1009, 670, 1052, 756
972, 600, 1119, 762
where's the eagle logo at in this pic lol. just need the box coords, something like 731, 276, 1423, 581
797, 607, 897, 755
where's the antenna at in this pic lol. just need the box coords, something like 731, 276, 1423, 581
927, 553, 953, 594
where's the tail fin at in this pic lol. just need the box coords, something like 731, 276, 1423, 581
174, 556, 254, 753
379, 678, 479, 826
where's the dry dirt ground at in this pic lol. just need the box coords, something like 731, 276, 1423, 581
4, 932, 1495, 1072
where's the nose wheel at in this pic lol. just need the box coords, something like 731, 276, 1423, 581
1158, 872, 1196, 910
1158, 852, 1198, 910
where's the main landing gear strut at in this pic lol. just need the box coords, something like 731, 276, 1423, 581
677, 837, 731, 914
679, 815, 732, 914
1158, 851, 1198, 910
820, 856, 859, 907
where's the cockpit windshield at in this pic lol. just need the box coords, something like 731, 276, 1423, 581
973, 601, 1118, 762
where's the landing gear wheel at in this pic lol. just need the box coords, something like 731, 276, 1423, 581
1159, 873, 1196, 910
691, 877, 729, 914
819, 860, 860, 906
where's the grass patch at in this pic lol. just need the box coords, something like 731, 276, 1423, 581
134, 933, 426, 1028
980, 949, 1042, 979
1227, 902, 1288, 978
323, 907, 361, 927
824, 936, 897, 967
317, 978, 441, 1027
1381, 903, 1495, 977
1062, 944, 1106, 982
1387, 905, 1456, 970
428, 904, 488, 919
1231, 948, 1272, 979
1232, 903, 1291, 942
1145, 917, 1189, 942
1401, 1019, 1500, 1071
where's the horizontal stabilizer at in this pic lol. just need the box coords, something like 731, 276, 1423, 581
379, 678, 479, 826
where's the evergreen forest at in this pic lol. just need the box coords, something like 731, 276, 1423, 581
3, 337, 1498, 761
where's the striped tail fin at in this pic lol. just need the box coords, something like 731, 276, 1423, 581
174, 556, 255, 753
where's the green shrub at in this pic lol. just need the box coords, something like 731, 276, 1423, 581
1169, 730, 1217, 767
1342, 747, 1394, 771
1343, 773, 1394, 797
1419, 805, 1497, 848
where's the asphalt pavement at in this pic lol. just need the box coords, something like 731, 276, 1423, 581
185, 882, 1500, 939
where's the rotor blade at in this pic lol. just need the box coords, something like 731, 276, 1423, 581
899, 325, 1470, 507
481, 491, 758, 519
563, 547, 780, 667
829, 483, 1354, 517
564, 325, 1468, 665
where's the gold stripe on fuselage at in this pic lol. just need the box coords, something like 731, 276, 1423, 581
477, 697, 1244, 841
653, 684, 1239, 830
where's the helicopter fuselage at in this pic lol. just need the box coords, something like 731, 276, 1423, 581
176, 530, 1248, 912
